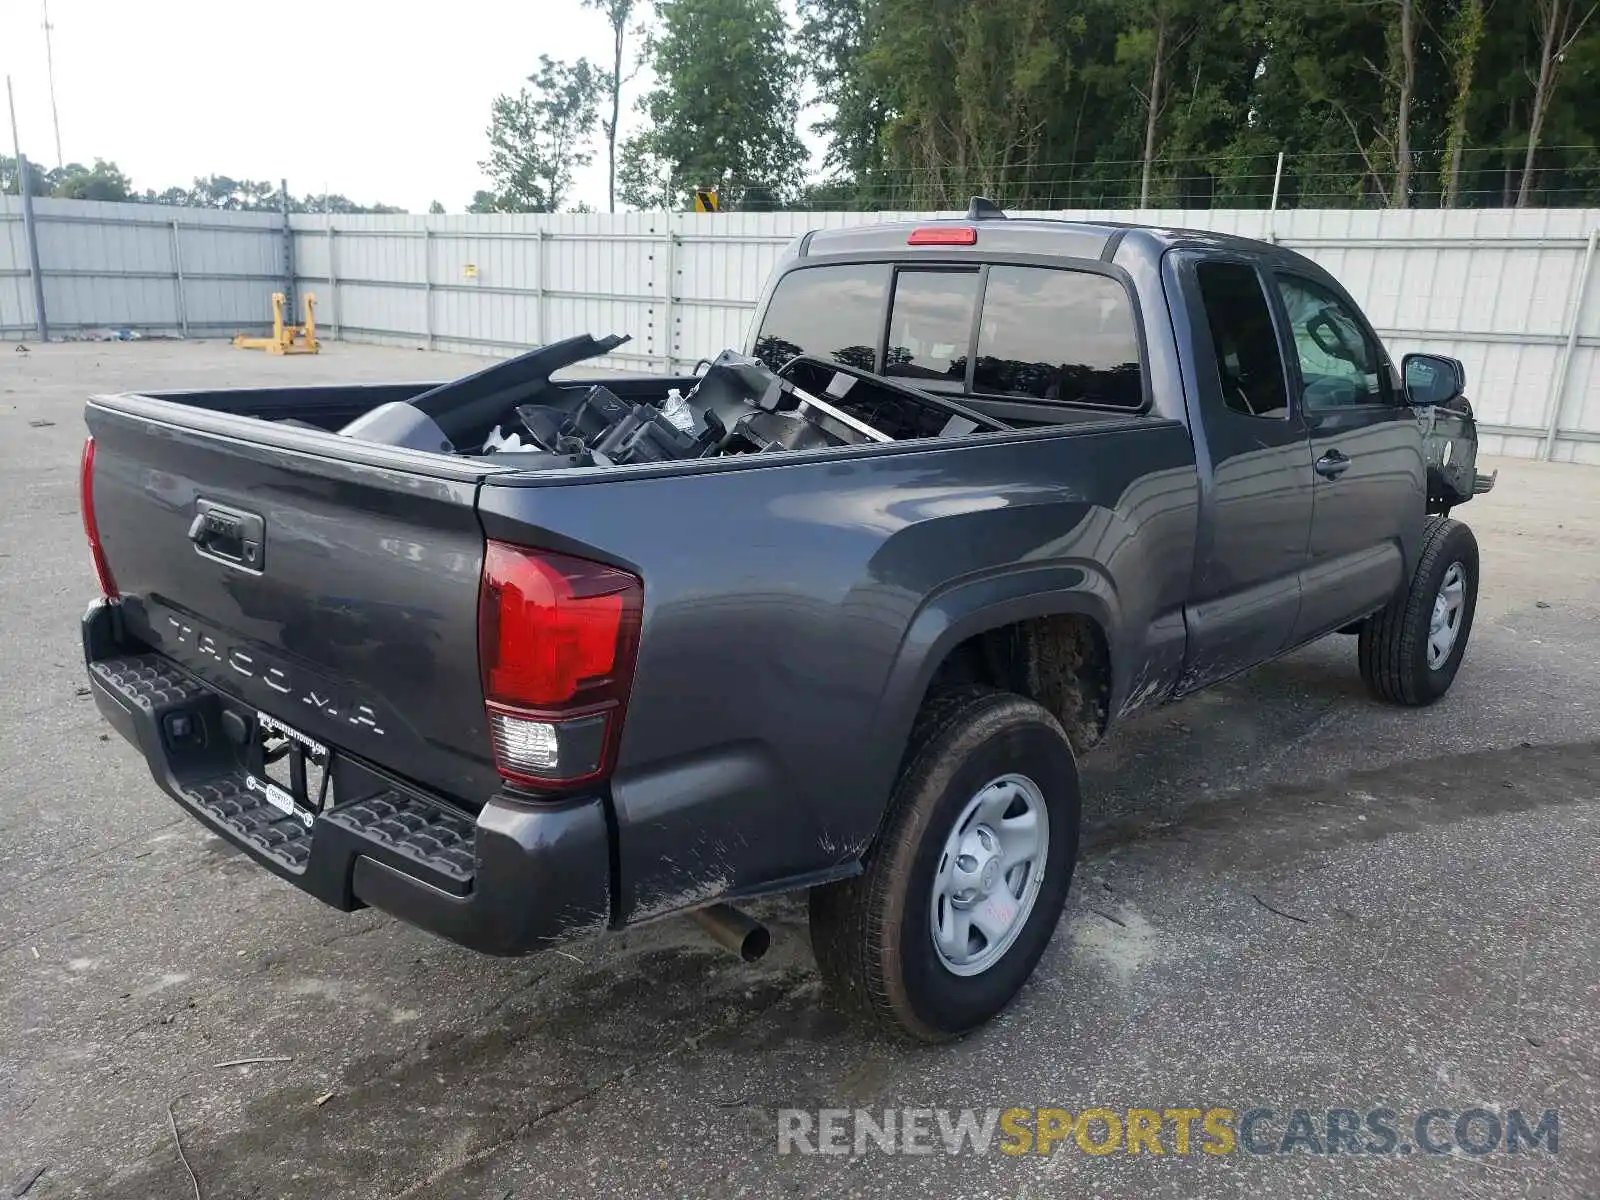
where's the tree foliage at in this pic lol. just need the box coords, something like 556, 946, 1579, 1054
3, 157, 403, 211
4, 158, 137, 202
476, 55, 603, 212
619, 0, 807, 208
0, 155, 50, 196
13, 0, 1599, 213
47, 159, 136, 202
797, 0, 884, 188
800, 0, 1600, 208
583, 0, 648, 212
1440, 0, 1487, 207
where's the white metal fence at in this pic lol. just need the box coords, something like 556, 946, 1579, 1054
1, 196, 284, 339
5, 196, 1598, 464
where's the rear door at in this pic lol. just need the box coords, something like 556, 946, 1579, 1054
1269, 272, 1423, 641
1169, 253, 1313, 691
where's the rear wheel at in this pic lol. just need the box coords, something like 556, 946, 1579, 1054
1358, 516, 1480, 705
809, 687, 1080, 1041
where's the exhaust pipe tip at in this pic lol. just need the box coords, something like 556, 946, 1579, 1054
691, 903, 770, 963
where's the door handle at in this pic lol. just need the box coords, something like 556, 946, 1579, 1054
1315, 450, 1351, 479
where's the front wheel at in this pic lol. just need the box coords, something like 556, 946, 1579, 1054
809, 687, 1080, 1041
1358, 516, 1480, 705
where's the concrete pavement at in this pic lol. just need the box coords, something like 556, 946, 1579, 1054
3, 341, 1596, 1199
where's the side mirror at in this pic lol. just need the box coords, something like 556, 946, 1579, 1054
1402, 353, 1465, 407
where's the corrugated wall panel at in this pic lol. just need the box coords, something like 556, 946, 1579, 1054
6, 198, 1598, 461
1558, 347, 1600, 431
288, 205, 1599, 460
0, 195, 36, 333
3, 197, 282, 337
336, 282, 429, 342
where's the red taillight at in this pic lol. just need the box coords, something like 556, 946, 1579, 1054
478, 541, 642, 789
908, 226, 977, 246
80, 436, 118, 599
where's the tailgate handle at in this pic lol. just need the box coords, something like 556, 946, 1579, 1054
189, 500, 266, 570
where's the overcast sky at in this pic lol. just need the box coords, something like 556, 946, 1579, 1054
1, 0, 816, 212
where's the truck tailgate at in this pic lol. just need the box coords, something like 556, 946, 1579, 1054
85, 397, 499, 804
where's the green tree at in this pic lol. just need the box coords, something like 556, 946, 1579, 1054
428, 199, 446, 214
48, 159, 135, 201
789, 0, 1600, 211
478, 55, 602, 212
616, 143, 678, 209
1, 154, 53, 196
1441, 0, 1488, 205
1114, 0, 1202, 207
1227, 0, 1396, 205
620, 0, 806, 208
301, 191, 406, 214
867, 0, 1089, 207
797, 0, 886, 191
11, 154, 403, 210
1519, 0, 1598, 205
583, 0, 648, 211
177, 175, 279, 209
1389, 0, 1420, 204
1155, 0, 1273, 206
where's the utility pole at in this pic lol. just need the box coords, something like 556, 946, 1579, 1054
6, 76, 50, 342
42, 0, 63, 169
280, 177, 295, 314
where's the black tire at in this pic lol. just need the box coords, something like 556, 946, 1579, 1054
808, 686, 1080, 1042
1358, 516, 1480, 705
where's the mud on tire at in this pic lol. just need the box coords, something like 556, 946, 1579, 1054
808, 686, 1081, 1042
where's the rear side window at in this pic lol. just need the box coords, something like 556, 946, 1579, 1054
883, 269, 981, 385
973, 267, 1142, 408
753, 264, 889, 373
1195, 261, 1290, 418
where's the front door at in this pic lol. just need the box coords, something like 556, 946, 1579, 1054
1269, 272, 1424, 643
1170, 253, 1313, 693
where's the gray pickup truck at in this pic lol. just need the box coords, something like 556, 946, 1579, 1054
80, 205, 1494, 1040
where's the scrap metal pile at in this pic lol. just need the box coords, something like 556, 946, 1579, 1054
334, 334, 1008, 468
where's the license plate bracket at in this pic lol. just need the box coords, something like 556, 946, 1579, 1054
244, 710, 332, 829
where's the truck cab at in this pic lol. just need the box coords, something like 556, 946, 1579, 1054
746, 214, 1481, 695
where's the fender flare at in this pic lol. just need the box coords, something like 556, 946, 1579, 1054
844, 562, 1121, 853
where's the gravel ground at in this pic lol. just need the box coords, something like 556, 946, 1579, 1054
2, 340, 1597, 1200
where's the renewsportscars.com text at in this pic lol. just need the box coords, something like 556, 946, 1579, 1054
777, 1106, 1560, 1158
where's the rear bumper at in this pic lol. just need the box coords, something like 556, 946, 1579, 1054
83, 599, 613, 955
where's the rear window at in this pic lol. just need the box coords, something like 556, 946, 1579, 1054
752, 260, 1144, 412
752, 263, 888, 373
883, 269, 980, 386
973, 267, 1142, 408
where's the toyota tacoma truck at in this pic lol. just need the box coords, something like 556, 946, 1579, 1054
79, 205, 1495, 1041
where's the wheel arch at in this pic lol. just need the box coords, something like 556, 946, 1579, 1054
850, 565, 1119, 860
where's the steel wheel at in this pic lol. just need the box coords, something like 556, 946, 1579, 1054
1359, 517, 1480, 706
929, 772, 1049, 977
810, 687, 1081, 1039
1427, 561, 1467, 670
